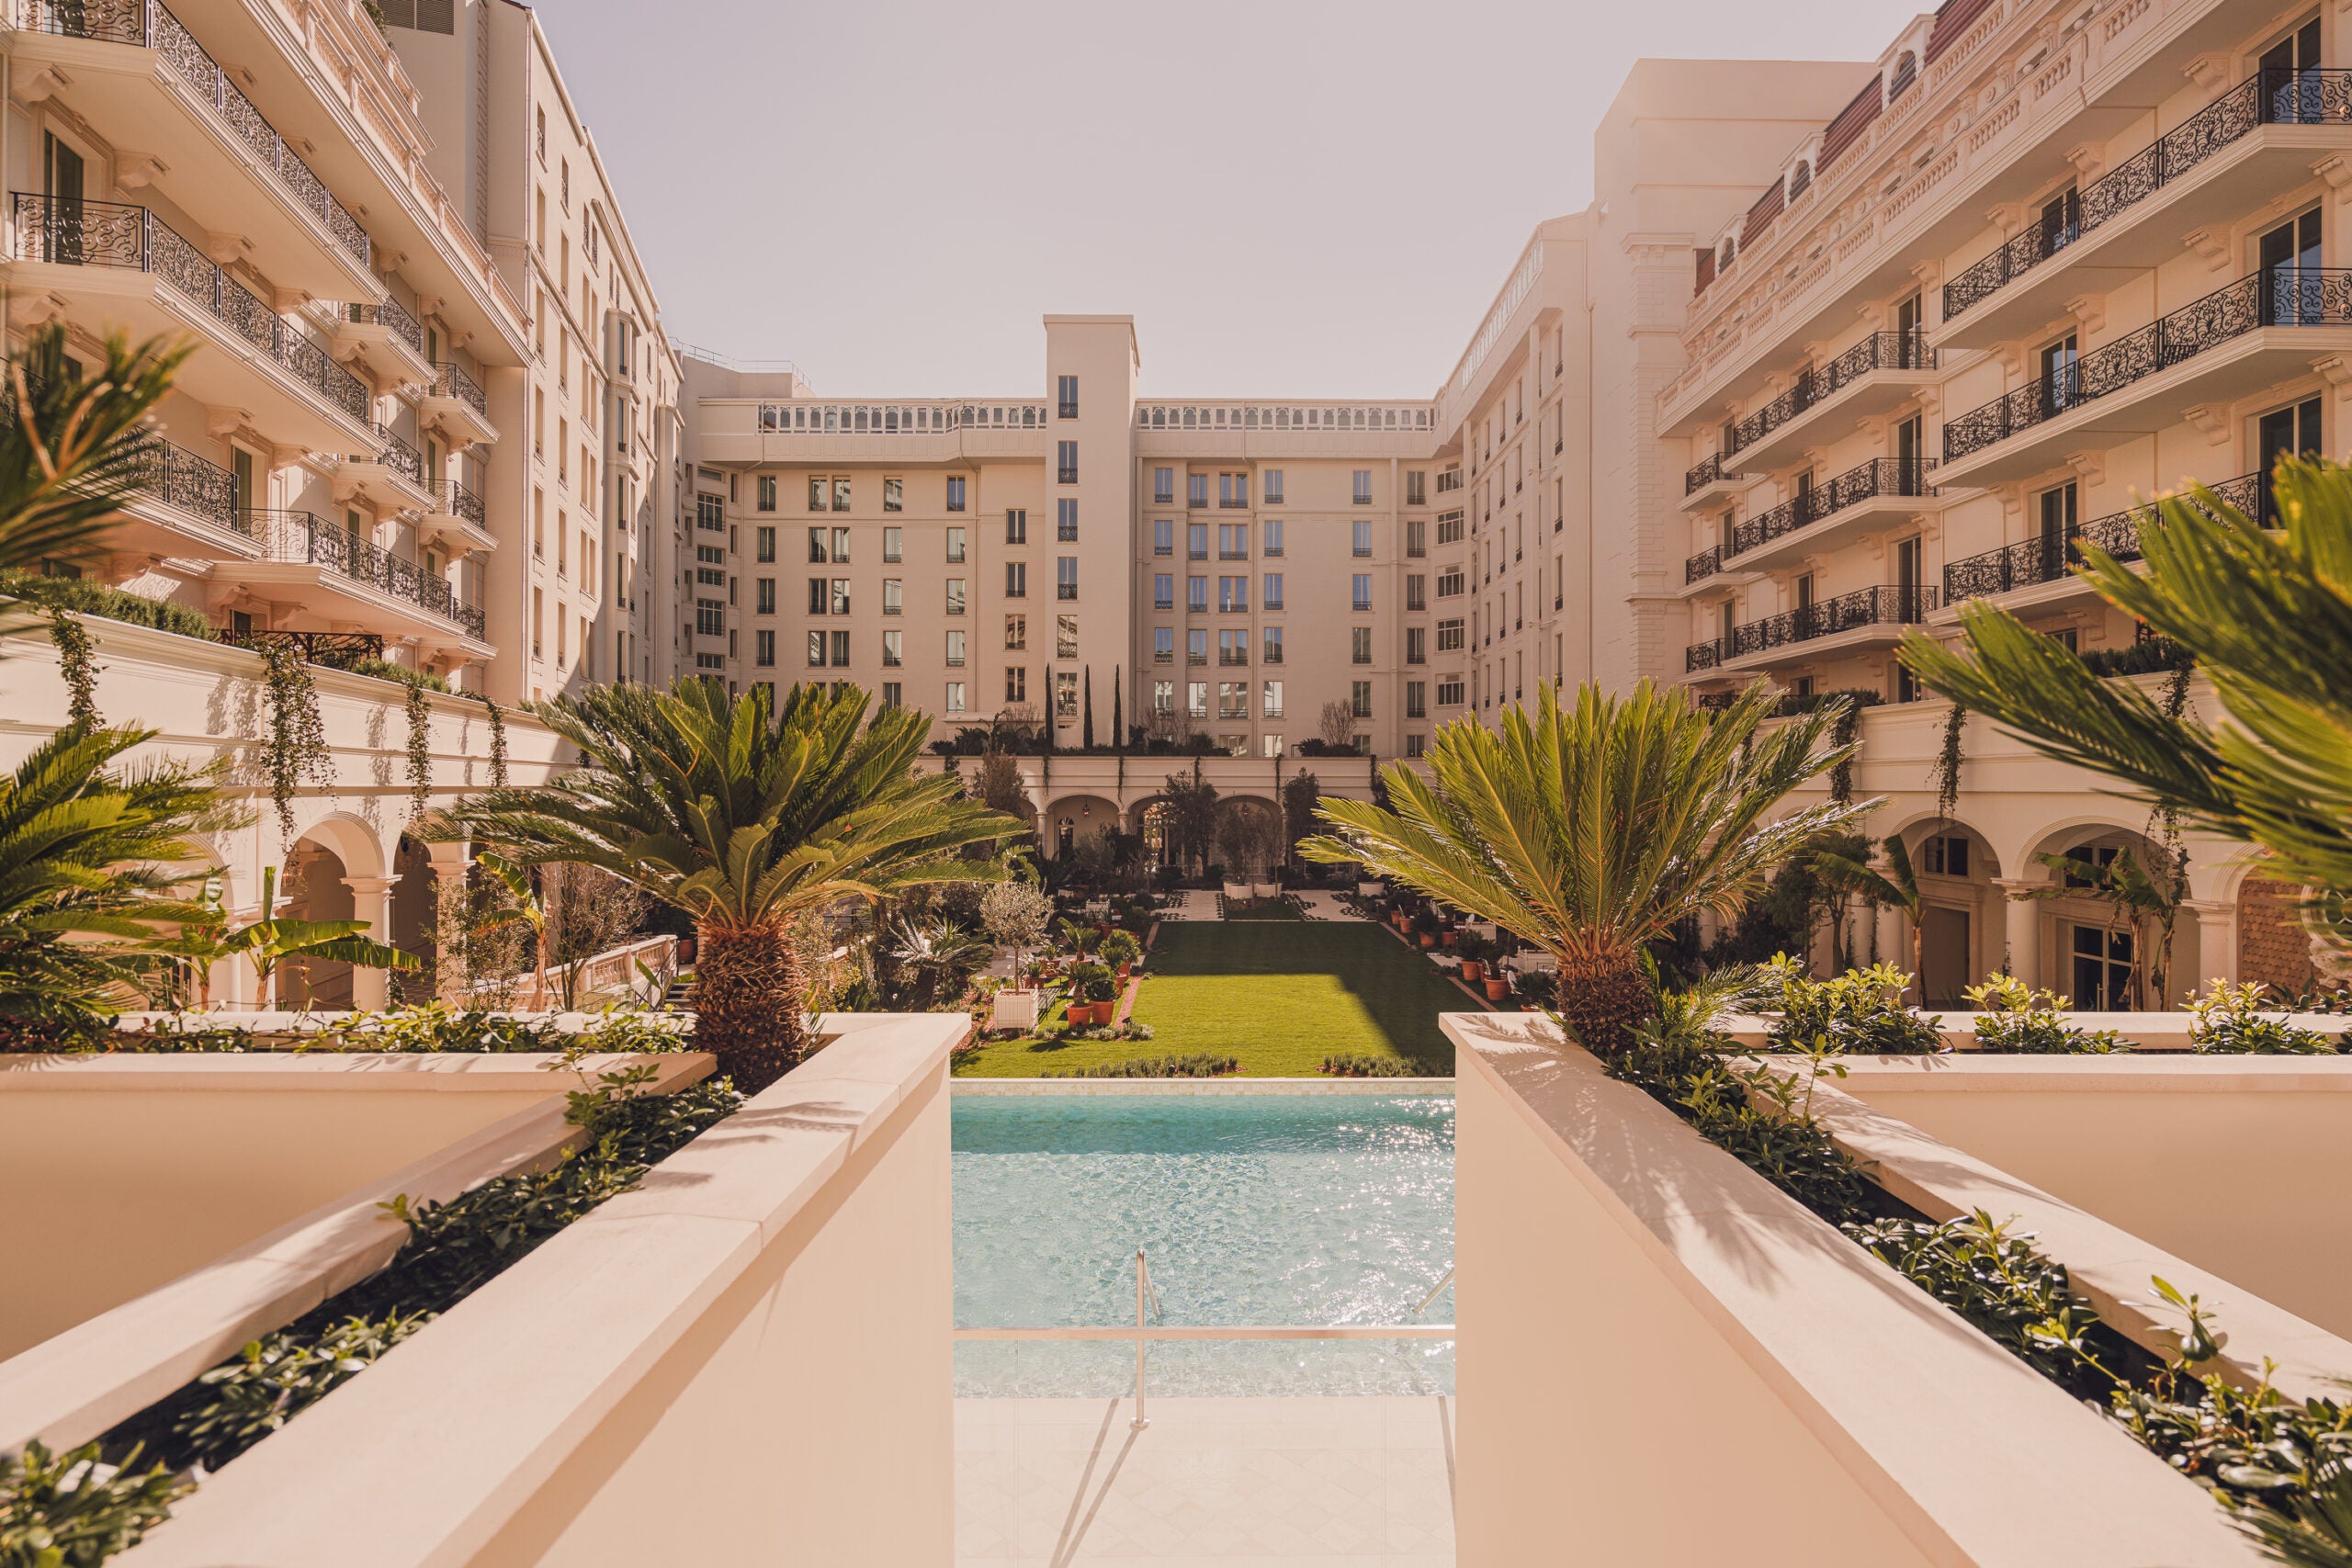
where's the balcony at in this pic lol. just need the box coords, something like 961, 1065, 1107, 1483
9, 194, 375, 450
1685, 584, 1938, 674
16, 0, 375, 299
1939, 71, 2352, 348
245, 510, 488, 642
1684, 545, 1724, 586
1941, 271, 2352, 484
423, 361, 496, 446
1724, 332, 1938, 470
1724, 457, 1939, 573
330, 299, 430, 389
1941, 471, 2257, 605
336, 424, 435, 515
420, 479, 493, 555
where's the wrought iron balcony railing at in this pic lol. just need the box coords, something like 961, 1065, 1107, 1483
12, 194, 371, 424
1944, 271, 2352, 462
1942, 472, 2260, 603
122, 434, 242, 534
431, 360, 489, 417
346, 298, 424, 355
435, 479, 487, 528
369, 423, 427, 488
1727, 457, 1935, 559
1944, 70, 2352, 321
1685, 544, 1724, 584
1727, 331, 1934, 454
1686, 584, 1939, 672
249, 510, 487, 637
1684, 451, 1735, 496
215, 627, 385, 665
28, 0, 370, 265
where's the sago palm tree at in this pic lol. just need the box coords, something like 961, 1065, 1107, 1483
441, 679, 1022, 1089
1299, 680, 1871, 1054
1813, 834, 1924, 982
0, 724, 232, 1036
1900, 457, 2352, 953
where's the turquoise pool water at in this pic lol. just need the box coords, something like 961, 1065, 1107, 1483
952, 1093, 1454, 1396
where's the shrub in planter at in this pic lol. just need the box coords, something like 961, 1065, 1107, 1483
1484, 975, 1510, 1003
1048, 1053, 1237, 1078
1320, 1054, 1418, 1077
1764, 955, 1944, 1055
1963, 975, 2127, 1054
1453, 930, 1494, 983
1098, 930, 1142, 976
2188, 979, 2341, 1054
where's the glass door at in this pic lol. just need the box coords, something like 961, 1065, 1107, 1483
2040, 334, 2079, 418
2261, 17, 2323, 122
2038, 187, 2081, 262
2256, 396, 2323, 524
1894, 414, 1924, 491
2260, 210, 2324, 326
2038, 481, 2077, 581
1895, 536, 1924, 619
2071, 924, 2135, 1010
42, 133, 85, 265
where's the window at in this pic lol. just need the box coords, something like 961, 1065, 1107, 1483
884, 476, 903, 513
1262, 679, 1284, 718
1056, 670, 1079, 719
1056, 558, 1078, 600
1218, 576, 1248, 613
696, 494, 723, 532
1351, 626, 1373, 664
1353, 520, 1372, 558
754, 525, 775, 563
831, 527, 851, 564
1407, 520, 1426, 558
1406, 575, 1426, 611
1006, 561, 1028, 598
1187, 629, 1208, 666
1188, 473, 1208, 508
1405, 734, 1425, 758
808, 527, 830, 563
696, 599, 724, 637
1922, 834, 1972, 877
1187, 576, 1208, 614
755, 629, 775, 667
1437, 512, 1464, 546
883, 527, 902, 562
1153, 518, 1173, 557
755, 578, 775, 615
1437, 618, 1464, 651
945, 579, 966, 615
1187, 522, 1208, 560
1006, 615, 1027, 650
1057, 615, 1079, 659
825, 478, 846, 513
1263, 573, 1284, 611
1154, 627, 1173, 663
1352, 470, 1373, 505
1154, 573, 1173, 610
945, 682, 966, 715
807, 477, 827, 512
882, 682, 902, 709
881, 630, 902, 667
1437, 678, 1464, 705
1154, 467, 1174, 504
1057, 375, 1078, 419
946, 528, 966, 563
1218, 628, 1249, 666
1351, 681, 1372, 718
2071, 922, 2134, 1010
806, 630, 828, 667
1056, 442, 1078, 484
808, 578, 827, 615
536, 107, 546, 162
945, 476, 967, 512
1262, 626, 1284, 664
1211, 681, 1242, 719
1406, 627, 1426, 664
1406, 682, 1427, 718
1436, 567, 1464, 598
1188, 682, 1208, 719
1005, 665, 1025, 701
1407, 470, 1427, 506
1352, 575, 1373, 613
1219, 472, 1250, 508
1153, 680, 1174, 715
1263, 470, 1284, 505
945, 629, 967, 667
757, 475, 776, 512
1218, 524, 1249, 558
1006, 508, 1028, 545
831, 579, 851, 615
883, 579, 902, 615
1264, 518, 1283, 557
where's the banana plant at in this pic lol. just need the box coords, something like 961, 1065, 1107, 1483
471, 852, 551, 1006
148, 865, 416, 1010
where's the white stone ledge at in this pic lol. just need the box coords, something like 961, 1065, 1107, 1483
1721, 1011, 2347, 1054
0, 1051, 707, 1093
952, 1076, 1454, 1095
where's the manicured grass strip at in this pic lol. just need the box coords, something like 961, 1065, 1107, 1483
1220, 898, 1306, 920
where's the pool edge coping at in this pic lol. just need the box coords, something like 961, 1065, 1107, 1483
950, 1077, 1455, 1095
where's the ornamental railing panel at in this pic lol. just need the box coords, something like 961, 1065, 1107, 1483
1726, 331, 1934, 455
1725, 457, 1935, 558
1943, 471, 2263, 601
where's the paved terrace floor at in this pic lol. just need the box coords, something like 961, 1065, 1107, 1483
956, 1395, 1456, 1565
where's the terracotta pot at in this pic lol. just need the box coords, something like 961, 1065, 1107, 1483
674, 936, 696, 966
1485, 977, 1510, 1003
1117, 964, 1132, 979
1419, 933, 1437, 949
1459, 960, 1484, 984
1441, 931, 1457, 949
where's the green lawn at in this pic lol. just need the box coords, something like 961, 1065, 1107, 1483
951, 921, 1469, 1077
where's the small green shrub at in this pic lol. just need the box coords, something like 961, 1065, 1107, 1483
1842, 1212, 2112, 1393
0, 570, 217, 642
103, 1004, 695, 1055
1047, 1053, 1237, 1078
2188, 980, 2341, 1055
1962, 975, 2127, 1055
1607, 1032, 1873, 1221
1098, 931, 1141, 969
1320, 1054, 1418, 1077
1069, 961, 1118, 1005
345, 656, 451, 694
1764, 956, 1943, 1055
0, 1438, 187, 1566
2080, 637, 2193, 679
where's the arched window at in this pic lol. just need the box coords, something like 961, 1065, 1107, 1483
1890, 51, 1917, 100
1787, 160, 1812, 201
1719, 237, 1737, 272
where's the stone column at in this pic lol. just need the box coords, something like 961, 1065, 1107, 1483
342, 874, 401, 1010
427, 841, 473, 1005
1993, 880, 2043, 989
2186, 900, 2237, 1002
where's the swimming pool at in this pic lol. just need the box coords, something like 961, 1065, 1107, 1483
952, 1092, 1454, 1397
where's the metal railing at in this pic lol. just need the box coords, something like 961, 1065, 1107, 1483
431, 360, 489, 417
368, 424, 427, 489
756, 401, 1047, 434
1685, 544, 1724, 584
953, 1250, 1455, 1432
1727, 457, 1936, 559
215, 627, 384, 664
435, 478, 487, 528
13, 194, 370, 424
345, 298, 424, 356
249, 511, 486, 637
28, 0, 370, 265
1943, 69, 2352, 321
1943, 471, 2260, 603
1686, 584, 1939, 671
1727, 331, 1934, 455
1944, 270, 2352, 462
122, 434, 242, 534
1683, 450, 1736, 496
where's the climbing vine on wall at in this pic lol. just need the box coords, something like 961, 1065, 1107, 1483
403, 676, 433, 821
1933, 702, 1966, 825
1828, 698, 1863, 807
485, 698, 508, 788
259, 640, 334, 840
49, 610, 99, 729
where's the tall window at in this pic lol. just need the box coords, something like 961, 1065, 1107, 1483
946, 527, 966, 563
755, 578, 776, 615
1351, 681, 1372, 718
756, 475, 776, 512
945, 579, 966, 615
1351, 626, 1372, 664
1352, 470, 1373, 505
1005, 665, 1025, 701
1057, 615, 1079, 659
1188, 473, 1208, 508
1006, 615, 1027, 649
946, 629, 967, 667
883, 527, 902, 562
1219, 472, 1249, 507
1218, 575, 1248, 613
1262, 626, 1284, 664
1188, 629, 1208, 665
1154, 518, 1172, 557
832, 478, 851, 513
1056, 558, 1078, 600
1056, 441, 1078, 484
1352, 520, 1372, 558
945, 682, 966, 715
1406, 519, 1425, 557
1057, 375, 1078, 419
1154, 467, 1174, 504
1352, 574, 1373, 612
882, 630, 902, 667
946, 476, 967, 512
1219, 524, 1248, 558
1006, 508, 1027, 545
1263, 470, 1284, 505
1154, 572, 1173, 610
1187, 576, 1208, 614
1006, 561, 1027, 598
1188, 522, 1208, 559
1407, 471, 1427, 506
884, 476, 903, 513
1406, 682, 1426, 718
1262, 679, 1283, 718
807, 477, 827, 512
1154, 627, 1174, 663
1406, 575, 1426, 612
883, 579, 902, 615
1264, 519, 1283, 557
1057, 498, 1079, 541
1218, 628, 1248, 666
755, 630, 775, 668
1263, 573, 1284, 610
755, 526, 775, 562
1406, 626, 1426, 664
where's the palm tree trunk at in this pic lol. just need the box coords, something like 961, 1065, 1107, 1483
1553, 949, 1656, 1055
695, 919, 803, 1091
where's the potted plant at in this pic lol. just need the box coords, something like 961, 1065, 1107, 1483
1099, 929, 1142, 979
1415, 911, 1439, 950
1068, 961, 1116, 1025
1484, 969, 1511, 1003
1453, 930, 1492, 985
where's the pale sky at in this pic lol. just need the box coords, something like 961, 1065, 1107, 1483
530, 0, 1912, 399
